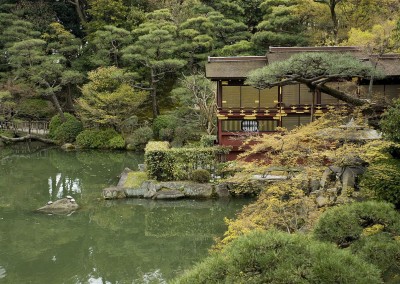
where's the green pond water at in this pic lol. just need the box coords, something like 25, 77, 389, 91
0, 143, 249, 284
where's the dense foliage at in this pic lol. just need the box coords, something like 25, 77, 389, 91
145, 143, 230, 181
313, 201, 400, 278
75, 128, 125, 149
0, 0, 398, 136
173, 230, 382, 283
49, 113, 83, 143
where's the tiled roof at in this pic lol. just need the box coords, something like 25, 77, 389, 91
205, 56, 267, 79
205, 47, 400, 79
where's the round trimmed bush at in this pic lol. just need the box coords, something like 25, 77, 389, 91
173, 230, 382, 284
126, 126, 153, 151
76, 128, 125, 149
152, 114, 178, 138
313, 201, 400, 278
191, 169, 211, 183
49, 113, 83, 143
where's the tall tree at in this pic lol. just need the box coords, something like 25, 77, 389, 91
86, 0, 128, 32
173, 74, 216, 134
122, 9, 186, 118
252, 0, 312, 54
345, 20, 400, 97
89, 25, 131, 67
42, 22, 84, 111
314, 0, 342, 45
76, 66, 147, 129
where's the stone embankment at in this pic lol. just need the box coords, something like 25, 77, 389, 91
103, 168, 231, 200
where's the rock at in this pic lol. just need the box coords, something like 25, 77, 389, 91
309, 179, 320, 192
316, 196, 328, 207
153, 190, 185, 200
124, 188, 146, 198
342, 166, 366, 191
117, 168, 133, 187
215, 183, 231, 198
36, 198, 79, 214
183, 183, 214, 198
102, 186, 127, 199
138, 164, 146, 172
61, 143, 75, 150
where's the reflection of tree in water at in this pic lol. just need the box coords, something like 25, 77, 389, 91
48, 173, 82, 200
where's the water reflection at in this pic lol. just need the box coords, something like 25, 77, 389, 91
48, 173, 82, 199
0, 145, 249, 283
0, 266, 6, 279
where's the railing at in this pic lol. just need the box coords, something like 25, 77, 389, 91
0, 120, 49, 135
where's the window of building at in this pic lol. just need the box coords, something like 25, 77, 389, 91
321, 92, 340, 104
241, 86, 259, 108
299, 84, 314, 104
242, 120, 258, 132
221, 119, 277, 132
222, 86, 240, 108
282, 84, 299, 105
260, 87, 278, 108
385, 85, 400, 100
221, 120, 241, 132
282, 115, 312, 131
258, 120, 278, 131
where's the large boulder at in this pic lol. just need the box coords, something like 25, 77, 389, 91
36, 198, 79, 214
102, 187, 127, 199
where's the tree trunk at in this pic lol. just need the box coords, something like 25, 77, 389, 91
50, 93, 66, 122
65, 84, 75, 112
317, 84, 366, 106
329, 1, 339, 45
68, 0, 87, 24
150, 70, 160, 119
0, 134, 57, 144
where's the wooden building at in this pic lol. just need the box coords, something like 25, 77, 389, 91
205, 46, 400, 158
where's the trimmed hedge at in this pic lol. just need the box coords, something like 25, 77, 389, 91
49, 113, 83, 143
145, 145, 230, 181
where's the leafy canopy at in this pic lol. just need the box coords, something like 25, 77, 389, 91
246, 52, 382, 105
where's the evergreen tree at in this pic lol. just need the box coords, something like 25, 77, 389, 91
122, 9, 186, 118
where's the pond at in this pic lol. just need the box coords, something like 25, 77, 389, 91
0, 143, 249, 283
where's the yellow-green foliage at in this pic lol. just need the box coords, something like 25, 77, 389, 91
215, 178, 319, 249
123, 171, 147, 188
144, 141, 170, 152
362, 224, 385, 237
218, 110, 393, 249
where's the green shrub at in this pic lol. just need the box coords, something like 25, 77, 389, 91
145, 146, 230, 181
159, 127, 174, 141
108, 135, 125, 149
360, 158, 400, 207
200, 135, 216, 147
380, 99, 400, 142
49, 113, 83, 143
191, 169, 211, 183
125, 126, 153, 151
152, 114, 178, 138
145, 141, 170, 152
76, 128, 124, 149
173, 230, 382, 284
313, 201, 400, 278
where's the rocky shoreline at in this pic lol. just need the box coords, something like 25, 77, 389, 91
102, 168, 231, 200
